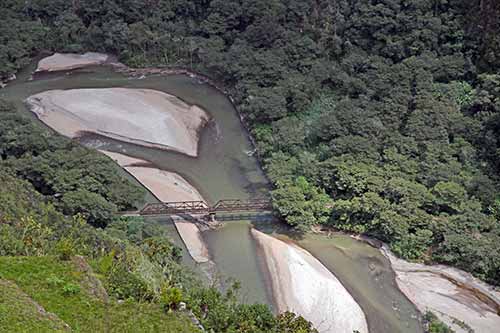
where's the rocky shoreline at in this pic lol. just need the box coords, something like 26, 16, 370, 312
346, 232, 500, 333
380, 245, 500, 333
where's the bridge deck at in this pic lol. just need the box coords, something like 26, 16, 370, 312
138, 198, 272, 216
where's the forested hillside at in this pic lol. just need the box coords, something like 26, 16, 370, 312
1, 0, 499, 290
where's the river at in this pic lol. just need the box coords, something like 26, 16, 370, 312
1, 61, 423, 333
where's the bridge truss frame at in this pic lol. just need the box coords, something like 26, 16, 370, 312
138, 198, 272, 216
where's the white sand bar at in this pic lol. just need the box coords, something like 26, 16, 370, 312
173, 219, 210, 263
26, 88, 209, 157
100, 151, 209, 263
126, 166, 205, 203
252, 229, 368, 333
381, 246, 500, 333
36, 52, 109, 72
100, 150, 204, 204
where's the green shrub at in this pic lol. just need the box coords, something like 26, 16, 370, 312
46, 274, 64, 287
55, 238, 75, 261
62, 283, 81, 295
106, 264, 153, 301
488, 198, 500, 220
160, 285, 183, 312
60, 190, 117, 228
97, 249, 115, 275
0, 224, 25, 256
276, 311, 318, 333
424, 312, 455, 333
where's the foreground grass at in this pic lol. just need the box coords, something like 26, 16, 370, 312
0, 256, 198, 332
0, 279, 68, 332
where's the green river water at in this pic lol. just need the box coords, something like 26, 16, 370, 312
1, 62, 423, 333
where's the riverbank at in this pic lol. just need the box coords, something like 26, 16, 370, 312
26, 88, 209, 157
35, 52, 111, 72
252, 229, 368, 333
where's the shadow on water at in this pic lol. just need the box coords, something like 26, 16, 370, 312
214, 213, 274, 222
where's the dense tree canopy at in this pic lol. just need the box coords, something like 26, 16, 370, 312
1, 0, 499, 287
0, 100, 144, 227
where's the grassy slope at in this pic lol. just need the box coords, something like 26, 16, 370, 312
0, 256, 198, 333
0, 279, 68, 332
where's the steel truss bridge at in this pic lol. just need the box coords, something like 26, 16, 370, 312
137, 199, 272, 217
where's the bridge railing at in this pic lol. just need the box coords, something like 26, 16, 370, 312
212, 199, 272, 212
140, 201, 210, 215
139, 198, 272, 216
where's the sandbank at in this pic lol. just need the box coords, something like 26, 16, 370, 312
26, 88, 209, 157
35, 52, 110, 72
173, 218, 210, 263
100, 150, 205, 203
252, 229, 368, 333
